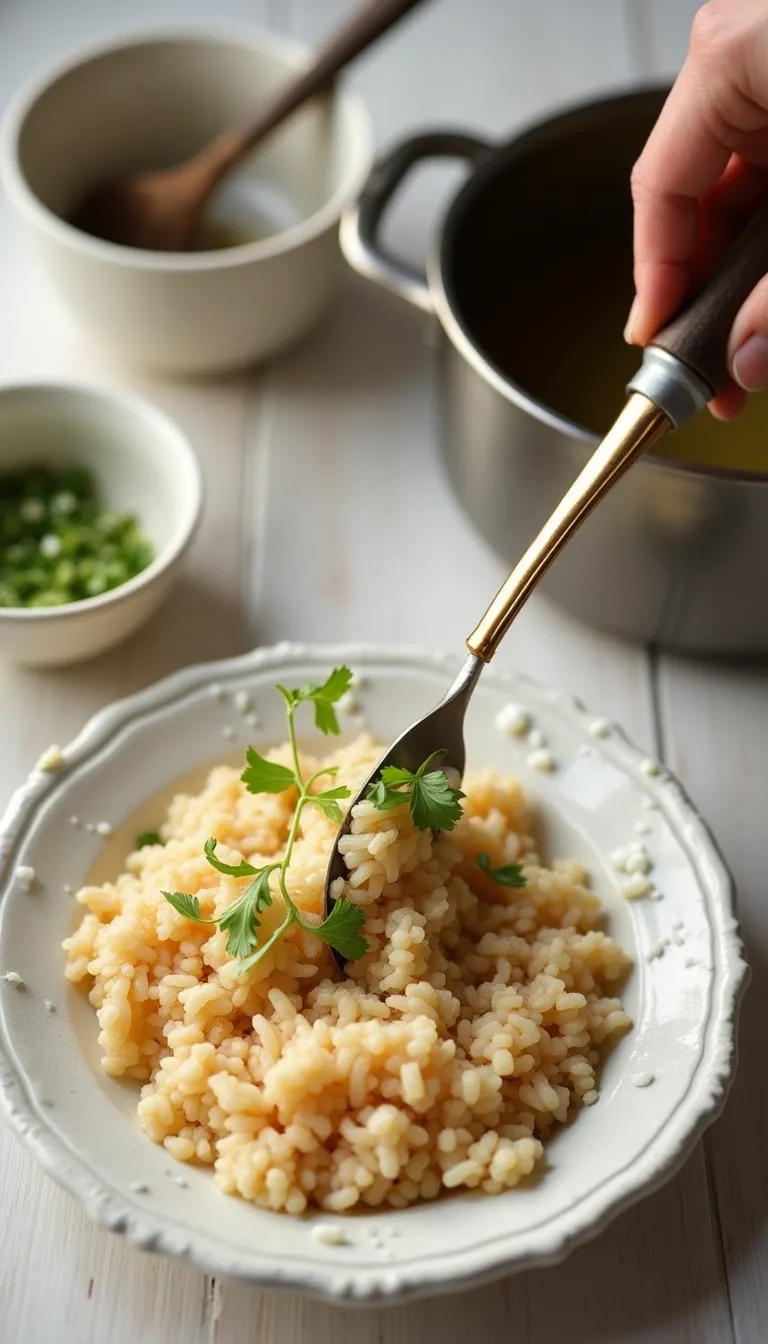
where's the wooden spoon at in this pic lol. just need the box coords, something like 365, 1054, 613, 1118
70, 0, 429, 252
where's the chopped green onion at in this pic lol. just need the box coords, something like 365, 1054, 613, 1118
0, 464, 154, 610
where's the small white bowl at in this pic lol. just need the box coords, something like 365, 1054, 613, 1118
0, 644, 748, 1301
0, 382, 202, 666
0, 28, 374, 375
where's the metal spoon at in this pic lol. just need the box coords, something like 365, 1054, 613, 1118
70, 0, 429, 252
323, 198, 768, 962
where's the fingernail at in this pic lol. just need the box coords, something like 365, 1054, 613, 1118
732, 333, 768, 391
623, 297, 639, 344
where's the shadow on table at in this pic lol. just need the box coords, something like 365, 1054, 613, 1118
147, 271, 431, 403
22, 572, 244, 709
252, 274, 433, 398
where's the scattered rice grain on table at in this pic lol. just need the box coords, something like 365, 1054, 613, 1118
64, 734, 631, 1214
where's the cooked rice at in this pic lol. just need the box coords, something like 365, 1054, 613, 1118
64, 734, 631, 1214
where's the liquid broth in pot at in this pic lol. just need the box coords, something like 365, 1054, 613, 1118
479, 237, 768, 476
447, 97, 768, 478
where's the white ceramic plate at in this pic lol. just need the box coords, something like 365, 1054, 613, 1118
0, 644, 748, 1304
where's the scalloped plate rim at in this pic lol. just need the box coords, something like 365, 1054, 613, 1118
0, 641, 750, 1304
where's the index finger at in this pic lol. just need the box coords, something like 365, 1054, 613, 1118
628, 59, 731, 345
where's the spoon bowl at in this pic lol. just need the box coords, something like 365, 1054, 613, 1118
324, 654, 482, 966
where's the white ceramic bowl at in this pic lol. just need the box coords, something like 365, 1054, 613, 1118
0, 382, 202, 666
0, 28, 373, 374
0, 644, 748, 1303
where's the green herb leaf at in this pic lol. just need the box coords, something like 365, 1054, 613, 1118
234, 913, 291, 978
204, 836, 259, 878
309, 784, 351, 823
240, 747, 296, 796
275, 683, 299, 711
366, 777, 403, 812
367, 762, 423, 812
307, 666, 353, 735
170, 668, 370, 975
379, 764, 419, 786
136, 830, 162, 849
476, 852, 527, 889
317, 666, 354, 702
410, 770, 465, 832
367, 754, 465, 832
219, 867, 276, 959
235, 946, 271, 977
276, 666, 353, 736
162, 890, 215, 923
314, 897, 368, 962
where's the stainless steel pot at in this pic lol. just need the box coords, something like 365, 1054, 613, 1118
341, 89, 768, 654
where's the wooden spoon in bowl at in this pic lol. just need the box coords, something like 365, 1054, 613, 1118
70, 0, 429, 252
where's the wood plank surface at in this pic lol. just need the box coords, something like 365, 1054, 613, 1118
655, 657, 768, 1344
219, 3, 729, 1340
0, 2, 750, 1342
0, 3, 263, 1341
634, 5, 766, 1341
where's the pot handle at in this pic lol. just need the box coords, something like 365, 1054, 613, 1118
340, 130, 494, 313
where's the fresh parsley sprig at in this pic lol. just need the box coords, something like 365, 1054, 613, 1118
366, 750, 465, 832
164, 863, 278, 959
476, 851, 527, 889
162, 667, 367, 976
276, 665, 353, 737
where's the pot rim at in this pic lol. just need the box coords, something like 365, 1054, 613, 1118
427, 84, 768, 487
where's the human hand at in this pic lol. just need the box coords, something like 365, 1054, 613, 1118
625, 0, 768, 418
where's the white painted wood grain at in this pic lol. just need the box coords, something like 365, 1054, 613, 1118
254, 0, 654, 747
0, 1140, 209, 1344
224, 278, 732, 1344
0, 0, 744, 1341
0, 381, 246, 1344
284, 0, 635, 271
0, 3, 262, 1342
636, 1, 766, 1339
656, 658, 768, 1344
214, 4, 731, 1344
286, 0, 635, 131
639, 0, 701, 80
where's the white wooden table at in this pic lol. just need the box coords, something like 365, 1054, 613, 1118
2, 2, 765, 1341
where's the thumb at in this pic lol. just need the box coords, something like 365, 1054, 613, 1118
729, 275, 768, 392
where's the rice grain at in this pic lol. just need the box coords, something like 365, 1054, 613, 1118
64, 734, 630, 1213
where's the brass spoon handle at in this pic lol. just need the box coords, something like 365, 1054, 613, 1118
467, 394, 669, 662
